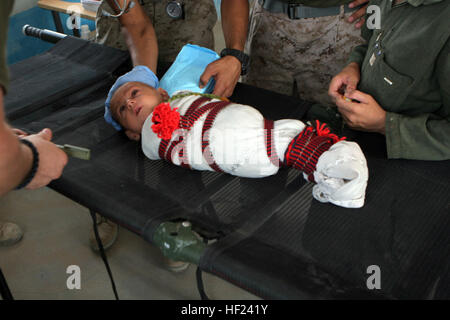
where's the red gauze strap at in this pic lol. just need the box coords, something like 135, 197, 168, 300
162, 99, 228, 169
202, 101, 231, 172
264, 119, 282, 167
158, 96, 211, 161
180, 96, 211, 129
171, 100, 226, 168
284, 120, 346, 182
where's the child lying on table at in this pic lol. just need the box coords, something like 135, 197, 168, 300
102, 1, 368, 208
104, 65, 368, 208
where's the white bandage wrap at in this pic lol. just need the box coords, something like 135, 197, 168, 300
141, 95, 304, 178
141, 94, 369, 208
312, 141, 369, 208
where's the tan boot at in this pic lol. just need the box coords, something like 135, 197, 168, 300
0, 221, 23, 246
89, 214, 118, 252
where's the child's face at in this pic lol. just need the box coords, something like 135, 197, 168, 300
110, 82, 168, 140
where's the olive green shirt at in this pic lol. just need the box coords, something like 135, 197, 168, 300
347, 0, 450, 160
0, 0, 14, 94
279, 0, 353, 7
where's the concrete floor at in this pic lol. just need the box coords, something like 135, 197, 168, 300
0, 188, 259, 300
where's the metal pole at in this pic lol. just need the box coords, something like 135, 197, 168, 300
22, 25, 67, 44
51, 10, 64, 34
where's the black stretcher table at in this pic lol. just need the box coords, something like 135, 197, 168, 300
5, 36, 450, 299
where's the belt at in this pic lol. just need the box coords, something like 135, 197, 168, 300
258, 0, 357, 19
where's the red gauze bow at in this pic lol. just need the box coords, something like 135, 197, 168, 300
151, 102, 180, 140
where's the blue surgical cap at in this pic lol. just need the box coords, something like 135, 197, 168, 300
105, 44, 220, 130
104, 65, 159, 131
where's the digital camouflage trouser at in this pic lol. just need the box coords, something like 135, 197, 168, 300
95, 0, 217, 63
244, 1, 365, 106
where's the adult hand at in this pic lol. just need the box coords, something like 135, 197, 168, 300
11, 128, 28, 138
328, 62, 361, 100
335, 90, 386, 134
347, 0, 369, 29
23, 128, 68, 189
199, 55, 241, 98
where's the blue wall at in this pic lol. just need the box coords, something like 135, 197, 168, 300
7, 0, 96, 65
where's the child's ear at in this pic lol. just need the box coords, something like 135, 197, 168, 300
157, 87, 169, 101
125, 130, 141, 141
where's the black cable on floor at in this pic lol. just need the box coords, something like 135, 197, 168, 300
196, 237, 210, 300
0, 267, 14, 300
90, 210, 119, 300
196, 267, 210, 300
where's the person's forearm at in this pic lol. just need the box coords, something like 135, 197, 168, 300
221, 0, 249, 51
122, 22, 158, 69
0, 128, 33, 196
0, 95, 33, 196
107, 0, 158, 72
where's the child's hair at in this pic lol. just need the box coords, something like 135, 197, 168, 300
104, 65, 159, 131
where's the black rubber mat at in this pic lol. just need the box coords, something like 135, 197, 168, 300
5, 37, 449, 299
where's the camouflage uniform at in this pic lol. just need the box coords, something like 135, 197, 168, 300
243, 0, 364, 106
95, 0, 217, 63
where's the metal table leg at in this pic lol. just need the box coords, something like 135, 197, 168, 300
51, 10, 80, 37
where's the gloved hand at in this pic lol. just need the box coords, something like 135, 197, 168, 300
311, 140, 368, 208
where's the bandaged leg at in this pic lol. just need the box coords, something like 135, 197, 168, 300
284, 121, 368, 208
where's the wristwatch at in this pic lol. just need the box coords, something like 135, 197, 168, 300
166, 1, 184, 19
220, 48, 250, 76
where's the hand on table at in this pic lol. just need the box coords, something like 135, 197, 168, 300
22, 128, 68, 189
328, 62, 361, 100
335, 90, 386, 134
11, 128, 28, 138
200, 55, 241, 98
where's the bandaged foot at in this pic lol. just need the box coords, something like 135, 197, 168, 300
312, 141, 368, 208
284, 121, 368, 208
